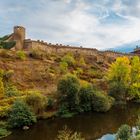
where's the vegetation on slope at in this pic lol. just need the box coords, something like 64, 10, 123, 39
1, 48, 140, 140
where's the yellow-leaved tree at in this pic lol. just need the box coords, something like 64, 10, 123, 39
106, 57, 131, 101
129, 56, 140, 98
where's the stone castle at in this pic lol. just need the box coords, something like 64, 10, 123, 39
7, 26, 133, 58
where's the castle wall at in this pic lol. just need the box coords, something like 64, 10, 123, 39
23, 40, 134, 59
24, 40, 99, 56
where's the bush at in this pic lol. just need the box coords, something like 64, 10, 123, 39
59, 61, 68, 74
79, 85, 93, 112
16, 51, 26, 60
8, 100, 36, 128
73, 68, 83, 77
25, 91, 46, 115
79, 57, 86, 66
5, 84, 19, 97
57, 104, 74, 118
56, 126, 85, 140
116, 124, 131, 140
61, 53, 75, 66
57, 74, 80, 111
4, 70, 14, 81
0, 41, 16, 49
46, 98, 54, 109
0, 105, 11, 118
109, 81, 128, 101
91, 91, 114, 112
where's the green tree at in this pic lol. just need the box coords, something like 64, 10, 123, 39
79, 85, 93, 112
116, 124, 131, 140
57, 74, 80, 111
91, 91, 114, 112
107, 57, 131, 101
8, 100, 36, 128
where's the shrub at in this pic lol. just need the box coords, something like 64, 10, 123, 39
4, 70, 14, 81
56, 126, 85, 140
79, 85, 93, 112
61, 53, 75, 66
5, 84, 19, 97
57, 74, 80, 111
46, 98, 54, 109
109, 81, 128, 101
91, 91, 114, 112
73, 68, 83, 77
79, 56, 86, 66
57, 104, 74, 118
59, 61, 68, 74
8, 100, 36, 128
116, 124, 131, 140
25, 91, 46, 115
16, 51, 26, 60
0, 105, 11, 118
0, 41, 16, 49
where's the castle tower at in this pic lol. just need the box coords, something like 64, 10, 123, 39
13, 26, 25, 50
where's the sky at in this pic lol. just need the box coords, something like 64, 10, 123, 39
1, 0, 140, 49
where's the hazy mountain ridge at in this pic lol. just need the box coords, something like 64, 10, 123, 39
106, 40, 140, 53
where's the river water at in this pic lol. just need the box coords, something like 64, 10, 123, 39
2, 103, 140, 140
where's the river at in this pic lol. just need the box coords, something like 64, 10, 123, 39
2, 103, 140, 140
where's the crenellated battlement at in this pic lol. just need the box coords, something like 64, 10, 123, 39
7, 26, 135, 58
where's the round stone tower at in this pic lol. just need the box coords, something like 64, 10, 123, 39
13, 26, 25, 50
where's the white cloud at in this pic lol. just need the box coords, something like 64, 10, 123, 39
1, 0, 140, 49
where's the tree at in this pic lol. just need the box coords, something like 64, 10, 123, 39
8, 100, 36, 128
79, 85, 93, 112
91, 91, 114, 112
116, 124, 131, 140
129, 56, 140, 98
57, 74, 80, 111
106, 57, 131, 101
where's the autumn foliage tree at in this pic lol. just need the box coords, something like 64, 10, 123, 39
106, 57, 131, 101
129, 56, 140, 98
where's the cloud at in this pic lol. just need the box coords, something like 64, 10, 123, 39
0, 0, 140, 49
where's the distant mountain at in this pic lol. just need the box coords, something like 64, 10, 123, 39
107, 40, 140, 53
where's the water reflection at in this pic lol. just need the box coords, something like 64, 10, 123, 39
2, 103, 140, 140
99, 134, 115, 140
